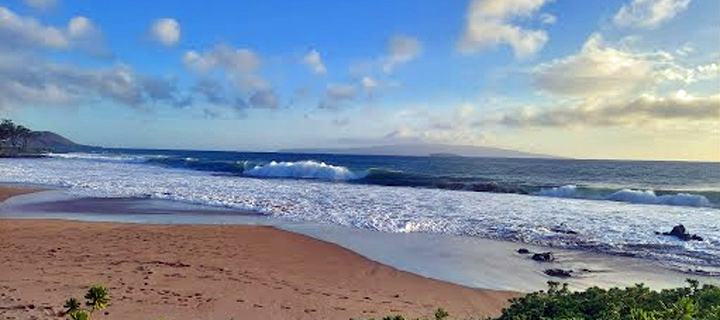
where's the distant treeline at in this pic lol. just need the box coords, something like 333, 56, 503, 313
0, 119, 38, 149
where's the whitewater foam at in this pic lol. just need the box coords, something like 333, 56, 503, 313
539, 185, 713, 208
1, 157, 719, 271
244, 160, 361, 181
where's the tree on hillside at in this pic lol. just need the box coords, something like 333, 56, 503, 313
0, 119, 36, 149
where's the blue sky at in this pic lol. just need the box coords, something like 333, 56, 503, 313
1, 0, 719, 160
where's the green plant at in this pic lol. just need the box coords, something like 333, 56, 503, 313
64, 285, 111, 320
360, 279, 720, 320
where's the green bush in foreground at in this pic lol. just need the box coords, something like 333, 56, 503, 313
64, 285, 111, 320
360, 280, 720, 320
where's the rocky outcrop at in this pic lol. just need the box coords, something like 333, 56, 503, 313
531, 252, 555, 262
658, 224, 704, 241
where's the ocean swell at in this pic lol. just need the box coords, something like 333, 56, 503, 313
539, 185, 713, 208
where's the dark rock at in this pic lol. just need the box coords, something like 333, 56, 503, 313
517, 248, 531, 254
532, 252, 555, 262
551, 223, 578, 235
544, 269, 572, 278
661, 224, 704, 241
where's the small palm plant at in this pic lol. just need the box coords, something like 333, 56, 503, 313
84, 285, 111, 311
64, 298, 81, 314
64, 285, 111, 320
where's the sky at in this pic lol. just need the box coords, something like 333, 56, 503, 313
0, 0, 718, 161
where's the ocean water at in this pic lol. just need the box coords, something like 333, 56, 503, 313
1, 148, 719, 273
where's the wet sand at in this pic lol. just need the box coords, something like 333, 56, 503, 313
0, 188, 518, 320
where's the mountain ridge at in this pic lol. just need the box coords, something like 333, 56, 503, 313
280, 143, 558, 159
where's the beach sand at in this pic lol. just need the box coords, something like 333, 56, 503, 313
0, 188, 518, 320
0, 187, 45, 202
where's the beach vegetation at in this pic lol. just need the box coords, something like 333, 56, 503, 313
360, 280, 719, 320
64, 285, 111, 320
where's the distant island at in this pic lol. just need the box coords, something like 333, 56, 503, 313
280, 143, 556, 159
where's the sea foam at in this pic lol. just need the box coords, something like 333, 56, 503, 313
244, 160, 361, 181
539, 185, 713, 208
1, 157, 719, 271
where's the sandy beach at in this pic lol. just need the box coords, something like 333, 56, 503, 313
0, 188, 518, 320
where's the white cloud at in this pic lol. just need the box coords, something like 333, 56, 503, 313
0, 8, 106, 55
67, 16, 96, 38
23, 0, 58, 10
302, 49, 326, 75
149, 18, 181, 47
383, 34, 422, 73
183, 44, 267, 92
539, 13, 557, 24
489, 91, 719, 128
183, 44, 260, 74
0, 7, 69, 50
319, 84, 357, 110
248, 89, 279, 109
0, 56, 189, 109
458, 0, 552, 58
530, 33, 714, 98
532, 33, 656, 97
361, 76, 377, 91
614, 0, 691, 29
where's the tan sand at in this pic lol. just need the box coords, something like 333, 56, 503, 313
0, 187, 519, 320
0, 186, 45, 202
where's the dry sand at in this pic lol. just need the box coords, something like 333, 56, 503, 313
0, 188, 518, 320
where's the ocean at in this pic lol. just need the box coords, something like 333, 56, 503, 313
1, 148, 719, 273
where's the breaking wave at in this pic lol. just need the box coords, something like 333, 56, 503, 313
43, 152, 719, 208
539, 185, 713, 208
244, 161, 362, 181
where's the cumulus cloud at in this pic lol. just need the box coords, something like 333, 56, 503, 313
383, 34, 422, 73
302, 49, 326, 75
458, 0, 552, 57
0, 8, 107, 55
360, 76, 378, 94
248, 89, 279, 109
319, 84, 357, 110
614, 0, 690, 29
539, 13, 557, 24
0, 56, 188, 110
149, 18, 181, 47
531, 33, 710, 98
23, 0, 58, 10
183, 44, 260, 74
0, 7, 69, 50
488, 91, 719, 128
532, 33, 655, 97
183, 44, 266, 92
193, 79, 229, 105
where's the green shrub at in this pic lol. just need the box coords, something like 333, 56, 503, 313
496, 280, 719, 320
64, 285, 111, 320
360, 280, 720, 320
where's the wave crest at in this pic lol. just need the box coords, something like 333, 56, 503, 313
539, 185, 713, 208
244, 160, 361, 181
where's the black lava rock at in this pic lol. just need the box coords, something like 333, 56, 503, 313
661, 224, 704, 241
532, 252, 555, 262
517, 248, 531, 254
544, 268, 572, 278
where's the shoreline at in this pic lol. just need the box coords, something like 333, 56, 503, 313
0, 219, 517, 320
3, 187, 719, 290
1, 186, 719, 319
0, 188, 518, 319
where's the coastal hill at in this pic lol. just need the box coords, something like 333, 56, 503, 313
24, 131, 82, 149
280, 143, 556, 159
